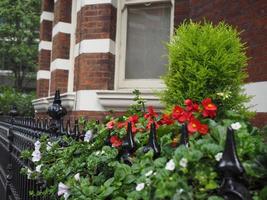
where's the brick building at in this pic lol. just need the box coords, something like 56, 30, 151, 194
33, 0, 267, 127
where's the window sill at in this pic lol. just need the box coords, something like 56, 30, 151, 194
96, 89, 164, 111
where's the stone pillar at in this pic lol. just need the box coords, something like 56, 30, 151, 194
37, 0, 54, 98
74, 2, 117, 91
50, 0, 72, 95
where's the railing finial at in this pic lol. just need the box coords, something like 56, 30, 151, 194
217, 127, 251, 200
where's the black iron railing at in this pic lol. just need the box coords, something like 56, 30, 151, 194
0, 90, 251, 200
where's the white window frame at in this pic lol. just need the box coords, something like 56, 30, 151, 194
115, 0, 174, 90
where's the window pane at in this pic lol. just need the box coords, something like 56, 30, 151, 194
125, 3, 170, 79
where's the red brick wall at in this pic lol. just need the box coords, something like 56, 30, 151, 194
50, 70, 69, 95
37, 79, 50, 98
74, 53, 115, 90
40, 20, 53, 41
42, 0, 54, 12
53, 0, 72, 25
174, 0, 190, 28
76, 4, 116, 43
38, 50, 51, 71
51, 33, 71, 61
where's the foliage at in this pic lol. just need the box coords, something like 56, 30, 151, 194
21, 92, 267, 200
0, 0, 40, 90
161, 21, 251, 118
0, 86, 35, 116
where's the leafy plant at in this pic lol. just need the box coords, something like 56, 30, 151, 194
0, 86, 35, 115
161, 21, 251, 118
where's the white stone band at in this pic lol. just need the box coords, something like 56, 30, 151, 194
37, 70, 51, 80
74, 39, 115, 57
52, 22, 73, 37
244, 81, 267, 112
40, 11, 54, 22
75, 90, 105, 111
38, 41, 52, 51
51, 59, 71, 71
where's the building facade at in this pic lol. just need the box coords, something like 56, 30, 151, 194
33, 0, 267, 127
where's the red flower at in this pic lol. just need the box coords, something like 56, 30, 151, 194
117, 121, 126, 129
144, 106, 158, 119
187, 119, 201, 134
202, 109, 217, 118
185, 99, 199, 112
201, 98, 217, 118
110, 135, 122, 147
128, 115, 139, 124
198, 124, 209, 135
172, 106, 193, 123
159, 114, 174, 125
106, 120, 115, 129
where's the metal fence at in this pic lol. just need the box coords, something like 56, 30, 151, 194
0, 90, 252, 200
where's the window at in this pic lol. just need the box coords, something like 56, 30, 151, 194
115, 0, 174, 89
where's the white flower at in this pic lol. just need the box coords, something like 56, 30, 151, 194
74, 173, 80, 181
179, 189, 184, 193
95, 151, 101, 156
231, 122, 241, 130
165, 159, 175, 171
58, 182, 70, 200
46, 142, 53, 151
32, 149, 41, 162
215, 152, 223, 161
136, 183, 145, 191
36, 164, 42, 173
179, 158, 188, 168
84, 130, 94, 142
145, 170, 153, 177
27, 168, 32, 179
34, 140, 41, 150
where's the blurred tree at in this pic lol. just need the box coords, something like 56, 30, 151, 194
0, 0, 40, 91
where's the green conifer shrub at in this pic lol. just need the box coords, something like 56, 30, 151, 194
161, 21, 251, 117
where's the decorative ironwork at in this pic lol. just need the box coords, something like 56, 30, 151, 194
143, 122, 161, 158
218, 127, 251, 200
120, 122, 136, 165
47, 90, 67, 137
180, 124, 189, 147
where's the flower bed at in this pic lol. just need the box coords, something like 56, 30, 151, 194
21, 94, 267, 200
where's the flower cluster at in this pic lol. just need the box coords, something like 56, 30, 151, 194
106, 98, 218, 147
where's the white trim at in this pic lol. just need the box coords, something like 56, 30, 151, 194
244, 81, 267, 112
115, 0, 174, 90
32, 92, 75, 112
75, 90, 105, 111
52, 22, 73, 37
74, 39, 116, 57
37, 70, 51, 80
68, 0, 78, 93
51, 59, 71, 71
38, 41, 52, 51
97, 89, 164, 111
40, 11, 54, 22
77, 0, 117, 12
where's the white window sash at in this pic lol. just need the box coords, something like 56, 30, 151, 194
115, 0, 174, 90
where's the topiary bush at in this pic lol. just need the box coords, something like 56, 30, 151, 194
161, 21, 251, 117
